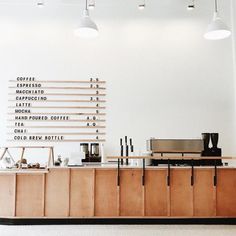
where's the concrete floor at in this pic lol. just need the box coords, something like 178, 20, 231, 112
0, 225, 236, 236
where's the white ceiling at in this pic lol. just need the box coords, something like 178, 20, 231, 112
0, 0, 231, 23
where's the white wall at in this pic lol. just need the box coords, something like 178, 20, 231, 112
0, 0, 234, 162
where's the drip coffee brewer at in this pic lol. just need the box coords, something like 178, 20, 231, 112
201, 133, 211, 156
210, 133, 222, 156
201, 132, 222, 166
80, 143, 101, 163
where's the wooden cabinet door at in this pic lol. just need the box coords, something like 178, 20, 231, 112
145, 169, 168, 216
45, 169, 70, 217
95, 169, 118, 216
16, 174, 44, 217
170, 169, 193, 216
120, 169, 143, 216
193, 169, 215, 216
0, 174, 15, 217
217, 169, 236, 216
70, 169, 95, 217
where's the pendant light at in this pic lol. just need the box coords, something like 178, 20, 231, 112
204, 0, 231, 40
74, 0, 98, 38
88, 0, 95, 10
187, 0, 195, 11
37, 0, 45, 8
138, 0, 146, 10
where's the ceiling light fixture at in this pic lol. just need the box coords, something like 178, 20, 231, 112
37, 0, 45, 8
88, 0, 95, 10
187, 0, 195, 11
204, 0, 231, 40
138, 0, 145, 10
74, 0, 98, 38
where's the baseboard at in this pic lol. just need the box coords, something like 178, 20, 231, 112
1, 218, 236, 225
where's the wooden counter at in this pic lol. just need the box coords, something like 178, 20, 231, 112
0, 166, 236, 221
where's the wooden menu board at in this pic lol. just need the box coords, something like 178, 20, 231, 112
7, 77, 106, 143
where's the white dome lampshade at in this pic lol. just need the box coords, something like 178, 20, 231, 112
74, 9, 98, 38
204, 0, 231, 40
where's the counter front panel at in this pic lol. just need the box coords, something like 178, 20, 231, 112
0, 167, 236, 219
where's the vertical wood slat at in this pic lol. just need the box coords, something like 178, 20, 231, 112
117, 186, 120, 216
14, 173, 16, 217
170, 169, 193, 216
69, 169, 94, 217
16, 174, 44, 217
68, 169, 71, 217
216, 169, 236, 216
167, 187, 171, 216
193, 169, 215, 217
42, 173, 46, 217
142, 186, 145, 216
119, 169, 143, 216
94, 169, 118, 216
144, 170, 168, 216
0, 174, 16, 217
213, 186, 217, 216
93, 169, 95, 217
45, 168, 70, 217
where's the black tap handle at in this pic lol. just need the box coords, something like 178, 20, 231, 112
120, 138, 123, 146
126, 145, 129, 157
126, 144, 129, 166
121, 144, 124, 165
131, 145, 134, 153
125, 136, 128, 145
130, 138, 132, 146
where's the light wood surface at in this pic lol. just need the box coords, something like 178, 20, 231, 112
0, 174, 15, 217
120, 169, 143, 216
8, 100, 106, 103
193, 169, 215, 216
7, 126, 106, 129
9, 86, 106, 90
7, 120, 106, 123
0, 167, 235, 219
8, 112, 106, 116
170, 169, 193, 216
95, 169, 118, 216
70, 169, 94, 217
216, 169, 236, 216
9, 80, 106, 84
7, 132, 106, 136
107, 156, 234, 160
8, 106, 106, 109
8, 139, 106, 143
16, 174, 44, 217
45, 169, 70, 217
9, 93, 106, 97
145, 169, 168, 216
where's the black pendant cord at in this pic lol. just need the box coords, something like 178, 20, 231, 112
85, 0, 88, 10
215, 0, 218, 13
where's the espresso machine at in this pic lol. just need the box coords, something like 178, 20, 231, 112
147, 138, 203, 166
80, 143, 101, 163
147, 133, 222, 166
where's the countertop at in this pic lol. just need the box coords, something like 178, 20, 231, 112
0, 162, 235, 173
